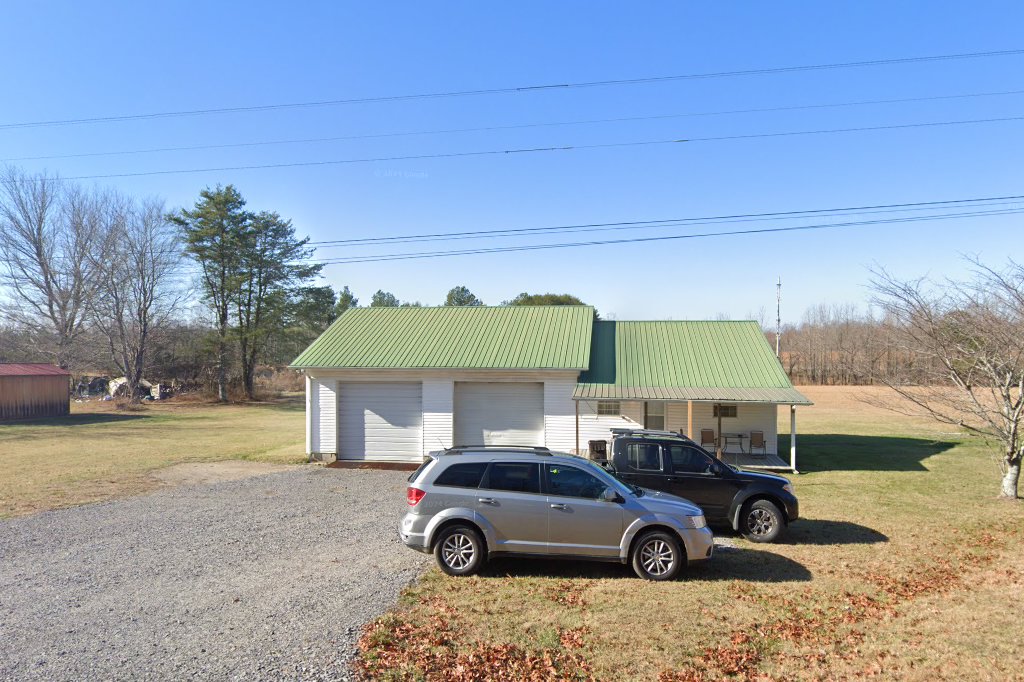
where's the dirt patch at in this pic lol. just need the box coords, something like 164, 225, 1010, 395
150, 461, 295, 487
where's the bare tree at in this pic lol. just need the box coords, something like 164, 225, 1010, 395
0, 167, 103, 369
89, 196, 183, 398
870, 261, 1024, 499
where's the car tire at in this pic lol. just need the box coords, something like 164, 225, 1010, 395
631, 530, 684, 581
434, 524, 486, 576
741, 499, 784, 543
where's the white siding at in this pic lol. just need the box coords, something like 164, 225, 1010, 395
310, 378, 337, 455
422, 378, 454, 451
338, 382, 422, 461
454, 382, 544, 446
543, 377, 577, 452
691, 402, 778, 454
666, 402, 688, 435
573, 400, 644, 454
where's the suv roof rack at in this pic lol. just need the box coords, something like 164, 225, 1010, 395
443, 445, 554, 456
610, 428, 690, 439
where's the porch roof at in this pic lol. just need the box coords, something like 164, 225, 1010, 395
573, 320, 812, 406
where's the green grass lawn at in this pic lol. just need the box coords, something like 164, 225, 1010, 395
358, 386, 1024, 681
0, 396, 306, 518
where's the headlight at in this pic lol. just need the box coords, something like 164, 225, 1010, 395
783, 483, 794, 494
687, 515, 707, 529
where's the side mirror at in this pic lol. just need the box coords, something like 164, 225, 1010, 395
709, 462, 724, 476
600, 487, 623, 503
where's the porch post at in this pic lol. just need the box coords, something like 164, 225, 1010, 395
789, 404, 797, 472
686, 400, 693, 439
716, 402, 723, 459
575, 400, 580, 455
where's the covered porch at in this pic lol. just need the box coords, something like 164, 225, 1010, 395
571, 391, 809, 472
571, 320, 813, 472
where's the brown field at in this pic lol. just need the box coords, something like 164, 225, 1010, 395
0, 395, 306, 518
358, 385, 1024, 681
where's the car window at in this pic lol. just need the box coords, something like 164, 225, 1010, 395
482, 462, 540, 494
626, 442, 663, 472
408, 457, 434, 483
545, 464, 607, 499
667, 445, 715, 474
433, 462, 487, 488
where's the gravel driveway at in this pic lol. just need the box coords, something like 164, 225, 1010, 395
0, 467, 428, 681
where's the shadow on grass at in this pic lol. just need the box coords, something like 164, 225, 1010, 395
780, 433, 956, 472
782, 519, 888, 546
479, 546, 811, 583
1, 413, 151, 427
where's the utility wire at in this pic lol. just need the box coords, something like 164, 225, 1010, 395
3, 48, 1023, 131
6, 87, 1023, 163
58, 114, 1024, 181
309, 208, 1024, 265
309, 195, 1024, 247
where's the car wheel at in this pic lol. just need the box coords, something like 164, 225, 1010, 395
631, 530, 684, 581
741, 499, 784, 543
434, 525, 485, 576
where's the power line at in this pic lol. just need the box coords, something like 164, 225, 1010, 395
57, 114, 1024, 181
308, 195, 1024, 247
6, 87, 1024, 163
3, 48, 1023, 131
308, 208, 1024, 265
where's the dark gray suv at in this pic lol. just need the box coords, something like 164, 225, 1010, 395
400, 446, 714, 580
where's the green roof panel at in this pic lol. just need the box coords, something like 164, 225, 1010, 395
290, 306, 594, 370
576, 320, 812, 405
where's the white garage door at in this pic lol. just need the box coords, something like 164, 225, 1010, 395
454, 382, 544, 447
337, 382, 422, 461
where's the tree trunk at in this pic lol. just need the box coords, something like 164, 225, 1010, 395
217, 329, 228, 402
1001, 453, 1021, 499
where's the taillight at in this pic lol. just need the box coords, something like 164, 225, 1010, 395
407, 487, 426, 506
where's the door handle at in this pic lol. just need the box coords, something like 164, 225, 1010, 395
665, 477, 676, 482
550, 503, 568, 510
478, 498, 497, 505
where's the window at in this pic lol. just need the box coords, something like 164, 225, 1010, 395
433, 462, 487, 488
667, 445, 715, 475
626, 443, 663, 472
545, 465, 607, 499
713, 404, 738, 418
645, 402, 665, 430
597, 401, 621, 416
482, 462, 540, 494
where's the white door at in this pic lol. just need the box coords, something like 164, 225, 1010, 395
337, 382, 422, 461
454, 382, 544, 447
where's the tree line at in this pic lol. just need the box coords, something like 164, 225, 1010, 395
0, 166, 590, 399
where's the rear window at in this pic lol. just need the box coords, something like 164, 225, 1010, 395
408, 458, 434, 483
482, 462, 540, 494
433, 462, 487, 488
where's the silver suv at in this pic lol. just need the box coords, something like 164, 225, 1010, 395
400, 446, 714, 580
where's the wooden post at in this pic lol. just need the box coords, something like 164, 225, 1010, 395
686, 400, 693, 439
790, 405, 797, 472
716, 402, 723, 459
575, 400, 580, 455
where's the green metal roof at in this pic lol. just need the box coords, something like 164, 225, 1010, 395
290, 306, 594, 370
574, 321, 812, 405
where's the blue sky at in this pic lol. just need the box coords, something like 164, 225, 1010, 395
3, 2, 1023, 323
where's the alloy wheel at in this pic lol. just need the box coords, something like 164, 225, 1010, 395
441, 533, 475, 570
747, 508, 775, 537
639, 538, 675, 576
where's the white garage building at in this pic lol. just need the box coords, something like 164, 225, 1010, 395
291, 306, 811, 470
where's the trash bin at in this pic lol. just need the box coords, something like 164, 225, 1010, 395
588, 439, 608, 461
